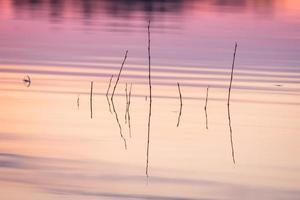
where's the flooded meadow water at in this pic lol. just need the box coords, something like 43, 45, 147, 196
0, 0, 300, 199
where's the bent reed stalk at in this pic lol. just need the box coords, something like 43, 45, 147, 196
227, 42, 237, 164
111, 51, 128, 150
106, 75, 113, 113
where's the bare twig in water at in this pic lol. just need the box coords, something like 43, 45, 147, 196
127, 83, 133, 138
177, 82, 183, 127
146, 20, 152, 177
111, 50, 128, 100
110, 51, 129, 150
90, 81, 93, 119
77, 95, 80, 110
204, 86, 209, 130
107, 75, 114, 96
106, 75, 113, 113
125, 83, 128, 124
23, 75, 31, 87
227, 42, 237, 164
228, 43, 237, 107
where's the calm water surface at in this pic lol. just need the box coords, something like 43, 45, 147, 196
0, 0, 300, 199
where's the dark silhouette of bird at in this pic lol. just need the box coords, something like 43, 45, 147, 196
23, 75, 31, 87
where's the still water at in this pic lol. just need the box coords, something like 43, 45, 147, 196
0, 0, 300, 199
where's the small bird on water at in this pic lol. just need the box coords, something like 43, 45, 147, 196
23, 75, 31, 87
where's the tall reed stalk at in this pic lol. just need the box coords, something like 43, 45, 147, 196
227, 42, 237, 164
146, 20, 152, 177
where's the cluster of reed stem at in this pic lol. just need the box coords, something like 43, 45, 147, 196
80, 21, 238, 177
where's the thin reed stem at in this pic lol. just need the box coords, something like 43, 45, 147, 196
111, 97, 127, 149
146, 20, 152, 177
106, 75, 113, 113
227, 42, 237, 164
227, 43, 237, 107
90, 81, 93, 119
125, 83, 128, 124
111, 50, 128, 100
228, 105, 235, 164
110, 51, 128, 150
177, 82, 183, 127
204, 86, 209, 130
128, 83, 132, 138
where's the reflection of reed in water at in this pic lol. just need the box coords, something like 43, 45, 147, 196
111, 51, 128, 150
106, 75, 114, 113
127, 83, 133, 138
90, 81, 93, 119
227, 104, 235, 164
125, 83, 128, 124
111, 96, 127, 150
227, 43, 237, 164
77, 95, 80, 110
204, 86, 209, 130
146, 20, 152, 177
177, 82, 182, 127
